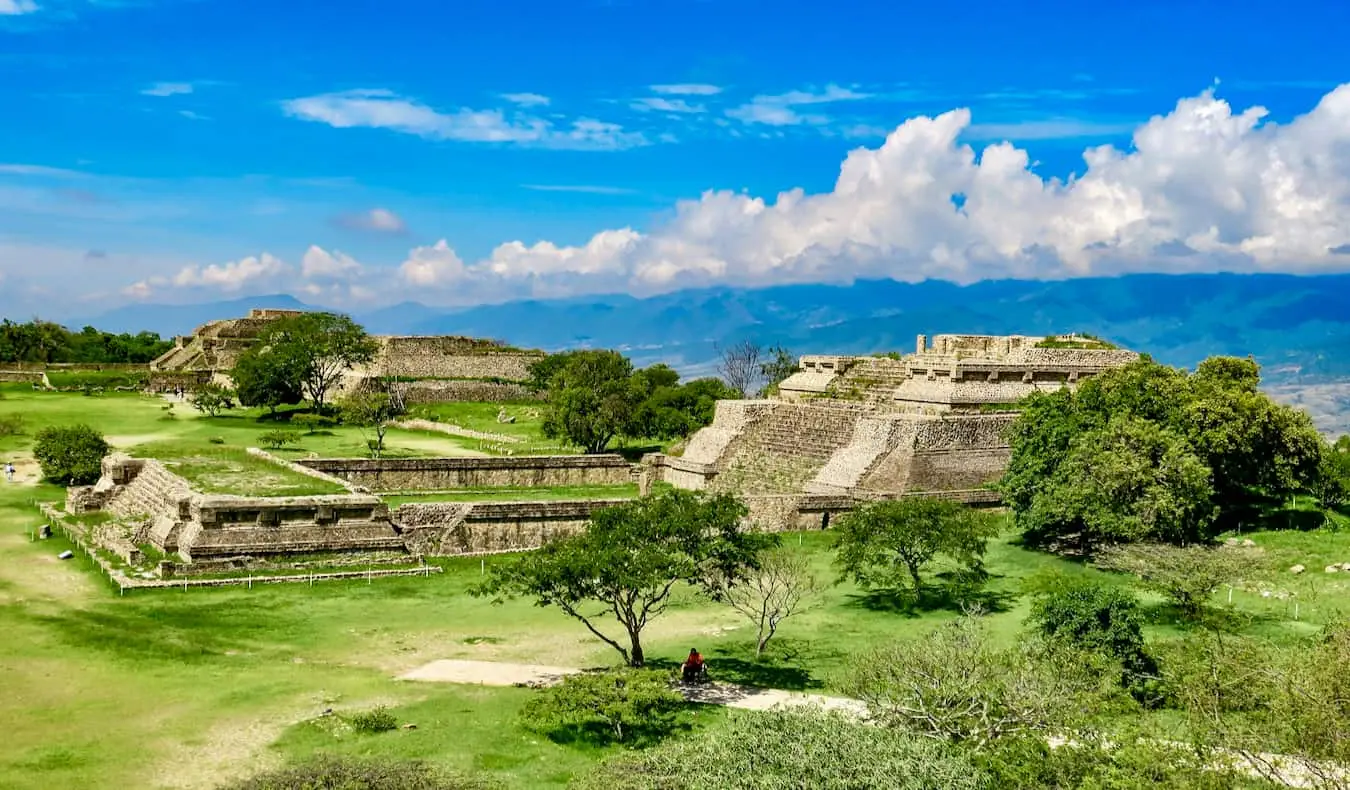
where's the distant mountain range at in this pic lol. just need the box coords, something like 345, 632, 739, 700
69, 273, 1350, 386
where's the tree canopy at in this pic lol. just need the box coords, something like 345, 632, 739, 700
475, 489, 776, 666
833, 496, 999, 595
1002, 356, 1324, 549
232, 343, 307, 415
0, 319, 171, 364
250, 312, 378, 412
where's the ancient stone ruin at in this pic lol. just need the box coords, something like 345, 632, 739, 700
150, 308, 546, 399
650, 333, 1138, 500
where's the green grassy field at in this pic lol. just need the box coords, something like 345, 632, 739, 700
3, 386, 1350, 788
411, 401, 673, 458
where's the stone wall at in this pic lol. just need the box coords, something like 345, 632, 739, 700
0, 370, 46, 384
394, 499, 630, 556
370, 336, 544, 382
299, 455, 634, 492
399, 379, 539, 404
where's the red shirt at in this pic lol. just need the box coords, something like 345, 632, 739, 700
686, 653, 703, 667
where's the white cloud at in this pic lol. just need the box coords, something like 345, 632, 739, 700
337, 207, 407, 233
142, 82, 194, 97
631, 97, 705, 114
501, 92, 550, 107
170, 253, 289, 291
399, 240, 468, 286
301, 245, 362, 279
727, 83, 872, 126
650, 84, 723, 96
282, 89, 648, 150
0, 0, 38, 15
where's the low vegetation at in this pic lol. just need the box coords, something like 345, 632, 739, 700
32, 423, 110, 485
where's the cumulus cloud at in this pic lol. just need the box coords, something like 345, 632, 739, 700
501, 92, 550, 107
383, 84, 1350, 302
726, 83, 872, 126
170, 253, 289, 291
301, 245, 362, 278
142, 82, 194, 97
283, 89, 648, 150
650, 84, 723, 96
336, 207, 407, 233
0, 0, 38, 15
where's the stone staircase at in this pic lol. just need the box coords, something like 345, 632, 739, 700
830, 357, 910, 405
714, 406, 860, 494
807, 416, 918, 493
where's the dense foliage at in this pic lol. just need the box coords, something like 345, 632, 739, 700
32, 424, 110, 485
250, 312, 379, 412
232, 343, 307, 415
578, 708, 984, 790
1027, 575, 1158, 698
520, 669, 684, 745
475, 489, 776, 666
531, 351, 735, 453
0, 319, 171, 364
1002, 356, 1324, 551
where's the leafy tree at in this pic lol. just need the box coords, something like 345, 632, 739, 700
626, 377, 737, 441
520, 669, 684, 745
539, 350, 642, 453
231, 343, 307, 416
254, 312, 378, 412
257, 430, 301, 450
33, 424, 110, 485
188, 382, 234, 417
833, 497, 999, 595
0, 319, 171, 364
1003, 356, 1323, 548
1027, 575, 1157, 697
1095, 544, 1261, 620
708, 548, 821, 656
1021, 416, 1215, 553
525, 350, 579, 392
577, 707, 985, 790
222, 756, 496, 790
475, 489, 776, 666
1313, 439, 1350, 512
758, 344, 798, 396
845, 616, 1118, 750
340, 389, 407, 458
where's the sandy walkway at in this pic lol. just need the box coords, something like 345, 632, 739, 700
398, 658, 866, 715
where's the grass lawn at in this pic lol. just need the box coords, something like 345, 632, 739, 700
411, 401, 675, 458
4, 387, 1350, 788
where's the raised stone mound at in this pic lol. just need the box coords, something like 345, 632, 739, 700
657, 333, 1139, 499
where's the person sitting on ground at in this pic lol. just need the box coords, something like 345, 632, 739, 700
681, 648, 705, 682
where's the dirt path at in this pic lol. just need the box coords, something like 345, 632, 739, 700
397, 658, 867, 715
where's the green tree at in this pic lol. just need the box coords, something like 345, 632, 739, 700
833, 497, 999, 595
340, 389, 406, 458
188, 382, 234, 417
1027, 575, 1157, 697
539, 349, 642, 453
845, 616, 1118, 750
33, 424, 110, 485
520, 669, 684, 745
1095, 543, 1261, 620
758, 344, 798, 396
475, 490, 776, 667
626, 377, 737, 441
1314, 439, 1350, 511
1024, 416, 1216, 552
232, 344, 307, 416
254, 312, 378, 413
577, 707, 985, 790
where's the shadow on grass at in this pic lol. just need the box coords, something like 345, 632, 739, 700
611, 444, 662, 463
532, 717, 692, 750
1139, 601, 1268, 634
645, 652, 823, 691
847, 580, 1016, 617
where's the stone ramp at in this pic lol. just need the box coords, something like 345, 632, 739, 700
397, 658, 866, 714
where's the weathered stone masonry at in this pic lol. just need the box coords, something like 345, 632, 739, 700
299, 455, 634, 492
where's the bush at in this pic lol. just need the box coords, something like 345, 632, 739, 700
1095, 543, 1261, 620
578, 707, 983, 790
520, 669, 684, 745
348, 705, 398, 734
207, 436, 225, 445
257, 430, 301, 450
0, 413, 24, 437
1027, 575, 1158, 700
33, 424, 110, 485
291, 413, 337, 434
220, 756, 495, 790
189, 383, 235, 417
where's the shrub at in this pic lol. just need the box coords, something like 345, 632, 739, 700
257, 430, 301, 450
520, 669, 684, 745
578, 707, 983, 790
1095, 543, 1261, 620
33, 424, 110, 485
189, 383, 235, 417
207, 436, 225, 445
291, 413, 337, 434
221, 756, 495, 790
1027, 575, 1158, 700
347, 705, 398, 734
0, 413, 24, 437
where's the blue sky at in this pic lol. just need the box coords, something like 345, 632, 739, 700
2, 0, 1349, 314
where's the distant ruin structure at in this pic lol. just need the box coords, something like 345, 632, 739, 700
649, 334, 1139, 501
150, 308, 546, 398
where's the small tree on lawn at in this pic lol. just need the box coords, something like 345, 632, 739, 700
188, 382, 234, 417
255, 312, 378, 413
539, 349, 642, 454
708, 548, 821, 657
834, 496, 999, 596
1095, 543, 1261, 621
33, 424, 110, 485
475, 489, 776, 667
340, 389, 406, 458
